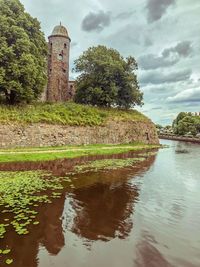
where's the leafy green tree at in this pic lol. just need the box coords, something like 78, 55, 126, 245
172, 112, 187, 128
174, 114, 200, 136
156, 124, 163, 130
0, 0, 47, 104
74, 45, 143, 109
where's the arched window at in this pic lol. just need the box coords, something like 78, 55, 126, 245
58, 54, 63, 61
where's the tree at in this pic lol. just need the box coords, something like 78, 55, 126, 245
173, 113, 200, 136
0, 0, 47, 104
74, 45, 143, 109
156, 124, 163, 130
172, 112, 187, 128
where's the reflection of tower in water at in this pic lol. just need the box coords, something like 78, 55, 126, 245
1, 194, 66, 267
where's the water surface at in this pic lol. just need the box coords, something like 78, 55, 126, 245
1, 140, 200, 267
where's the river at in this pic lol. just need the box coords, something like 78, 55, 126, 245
1, 140, 200, 267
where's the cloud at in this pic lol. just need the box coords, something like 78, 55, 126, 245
82, 10, 111, 32
115, 11, 134, 20
144, 36, 153, 47
138, 54, 178, 70
162, 41, 193, 58
167, 87, 200, 103
146, 0, 175, 23
140, 69, 192, 85
139, 41, 193, 70
71, 41, 78, 48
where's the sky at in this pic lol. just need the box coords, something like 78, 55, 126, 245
20, 0, 200, 125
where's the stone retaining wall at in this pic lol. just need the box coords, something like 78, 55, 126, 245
0, 120, 159, 148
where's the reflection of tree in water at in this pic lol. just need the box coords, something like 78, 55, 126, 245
70, 156, 156, 242
71, 182, 137, 241
1, 194, 65, 267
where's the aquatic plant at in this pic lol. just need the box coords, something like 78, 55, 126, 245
74, 158, 146, 173
0, 171, 70, 265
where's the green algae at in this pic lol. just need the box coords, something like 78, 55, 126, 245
74, 157, 146, 173
138, 151, 157, 157
5, 259, 13, 265
0, 170, 71, 265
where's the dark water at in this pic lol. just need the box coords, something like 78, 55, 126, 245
1, 140, 200, 267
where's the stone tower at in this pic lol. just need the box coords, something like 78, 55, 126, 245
47, 24, 71, 102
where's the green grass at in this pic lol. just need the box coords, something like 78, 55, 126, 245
0, 102, 149, 126
0, 143, 160, 163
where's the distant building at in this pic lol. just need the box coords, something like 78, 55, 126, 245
43, 23, 75, 102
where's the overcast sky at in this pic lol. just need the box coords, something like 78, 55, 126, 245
21, 0, 200, 125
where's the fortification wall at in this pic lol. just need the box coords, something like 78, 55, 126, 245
0, 120, 159, 148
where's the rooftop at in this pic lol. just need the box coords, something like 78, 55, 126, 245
50, 23, 69, 38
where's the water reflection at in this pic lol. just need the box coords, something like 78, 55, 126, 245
135, 237, 173, 267
71, 182, 137, 241
0, 151, 156, 267
1, 194, 66, 267
1, 141, 200, 267
66, 156, 156, 244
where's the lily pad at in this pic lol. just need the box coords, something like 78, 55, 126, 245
6, 259, 13, 265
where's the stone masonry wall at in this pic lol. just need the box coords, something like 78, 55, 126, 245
0, 120, 159, 148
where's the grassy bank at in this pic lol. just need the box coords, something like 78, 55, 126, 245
0, 102, 149, 126
0, 143, 160, 163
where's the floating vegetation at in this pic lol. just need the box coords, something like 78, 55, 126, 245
0, 248, 13, 265
0, 152, 153, 265
5, 259, 13, 265
139, 151, 157, 157
0, 171, 72, 265
74, 158, 146, 173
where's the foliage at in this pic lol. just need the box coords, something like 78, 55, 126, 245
73, 45, 143, 109
0, 143, 160, 163
0, 0, 47, 104
156, 124, 162, 130
0, 102, 148, 126
173, 112, 200, 136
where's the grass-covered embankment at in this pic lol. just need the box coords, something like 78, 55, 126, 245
0, 102, 149, 126
0, 143, 160, 163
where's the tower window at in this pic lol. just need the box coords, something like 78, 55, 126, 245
58, 54, 63, 61
63, 69, 66, 73
64, 43, 67, 48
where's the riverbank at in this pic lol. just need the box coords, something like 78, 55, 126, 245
159, 134, 200, 144
0, 103, 159, 148
0, 143, 161, 163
